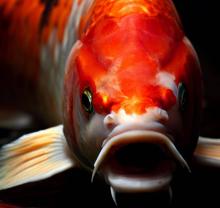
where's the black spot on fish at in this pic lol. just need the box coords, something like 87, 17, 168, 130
40, 0, 58, 30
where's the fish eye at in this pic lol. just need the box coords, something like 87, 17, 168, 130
178, 83, 188, 111
81, 88, 94, 113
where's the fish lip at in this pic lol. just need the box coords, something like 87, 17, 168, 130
104, 122, 168, 146
92, 130, 190, 193
106, 165, 173, 193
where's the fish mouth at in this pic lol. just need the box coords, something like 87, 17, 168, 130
92, 130, 190, 193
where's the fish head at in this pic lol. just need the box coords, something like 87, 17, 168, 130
63, 13, 202, 193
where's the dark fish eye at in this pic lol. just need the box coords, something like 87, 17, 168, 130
178, 82, 188, 112
81, 88, 94, 113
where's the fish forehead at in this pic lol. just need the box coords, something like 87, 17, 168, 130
76, 51, 177, 114
76, 13, 182, 113
83, 12, 182, 64
77, 11, 183, 81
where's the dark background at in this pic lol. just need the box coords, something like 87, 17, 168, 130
174, 0, 220, 137
0, 1, 220, 207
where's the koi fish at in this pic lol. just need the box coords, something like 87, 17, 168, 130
0, 0, 219, 205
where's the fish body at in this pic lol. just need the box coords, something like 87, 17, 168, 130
0, 0, 218, 205
0, 0, 92, 123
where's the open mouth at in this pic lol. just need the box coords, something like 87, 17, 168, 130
107, 143, 172, 174
92, 130, 190, 193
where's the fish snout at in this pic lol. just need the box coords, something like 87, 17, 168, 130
103, 107, 169, 131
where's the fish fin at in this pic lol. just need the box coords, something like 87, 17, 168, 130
0, 125, 76, 190
194, 136, 220, 167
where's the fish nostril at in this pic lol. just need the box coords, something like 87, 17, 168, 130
156, 109, 169, 122
145, 107, 169, 123
104, 114, 118, 129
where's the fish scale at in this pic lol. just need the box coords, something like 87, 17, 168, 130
0, 0, 91, 123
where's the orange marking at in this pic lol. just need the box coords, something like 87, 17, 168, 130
76, 0, 182, 114
0, 0, 45, 81
41, 0, 73, 44
0, 0, 75, 81
80, 0, 180, 36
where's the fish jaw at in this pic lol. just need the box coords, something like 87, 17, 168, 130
92, 130, 189, 193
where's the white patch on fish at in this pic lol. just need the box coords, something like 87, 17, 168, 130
156, 71, 178, 97
39, 0, 94, 123
104, 107, 169, 126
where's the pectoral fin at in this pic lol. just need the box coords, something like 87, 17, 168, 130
194, 136, 220, 167
0, 125, 76, 190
